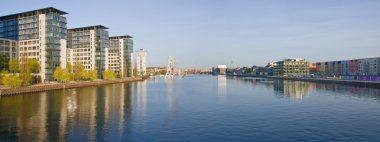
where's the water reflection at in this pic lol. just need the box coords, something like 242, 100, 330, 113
217, 75, 227, 101
273, 80, 313, 100
135, 81, 147, 117
314, 83, 380, 99
1, 76, 380, 141
0, 83, 134, 141
231, 77, 380, 100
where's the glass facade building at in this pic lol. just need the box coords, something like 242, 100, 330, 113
274, 58, 310, 76
0, 7, 68, 82
0, 18, 19, 40
67, 25, 109, 78
108, 35, 134, 77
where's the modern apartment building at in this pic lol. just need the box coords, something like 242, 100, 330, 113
67, 25, 109, 78
106, 35, 133, 77
274, 58, 310, 76
136, 49, 147, 76
315, 57, 380, 76
0, 7, 68, 82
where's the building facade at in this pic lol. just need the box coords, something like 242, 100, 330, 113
315, 57, 380, 76
212, 65, 227, 75
274, 58, 310, 76
0, 7, 68, 82
106, 35, 133, 77
67, 25, 109, 78
136, 49, 147, 76
0, 38, 18, 70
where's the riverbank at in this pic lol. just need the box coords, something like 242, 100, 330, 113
0, 77, 145, 96
229, 75, 380, 88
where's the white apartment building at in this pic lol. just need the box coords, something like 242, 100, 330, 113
0, 7, 68, 82
136, 49, 147, 76
67, 25, 109, 78
106, 35, 134, 77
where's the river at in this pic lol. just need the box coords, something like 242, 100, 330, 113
1, 75, 380, 141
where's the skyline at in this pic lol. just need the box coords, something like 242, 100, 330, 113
1, 0, 380, 69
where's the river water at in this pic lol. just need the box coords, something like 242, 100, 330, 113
1, 75, 380, 141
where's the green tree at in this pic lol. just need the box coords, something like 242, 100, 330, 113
115, 72, 122, 78
2, 75, 22, 88
0, 70, 8, 84
54, 67, 73, 83
103, 70, 115, 80
133, 68, 138, 77
28, 59, 40, 73
67, 62, 73, 73
61, 69, 73, 83
9, 58, 19, 74
89, 70, 97, 81
54, 67, 63, 82
19, 55, 31, 85
73, 62, 85, 81
158, 70, 167, 75
81, 70, 90, 80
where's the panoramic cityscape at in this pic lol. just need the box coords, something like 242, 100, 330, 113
1, 0, 380, 142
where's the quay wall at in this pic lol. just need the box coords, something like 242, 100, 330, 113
0, 78, 144, 96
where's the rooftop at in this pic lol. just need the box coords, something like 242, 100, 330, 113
315, 57, 380, 63
110, 35, 133, 39
283, 58, 306, 62
0, 7, 67, 20
68, 25, 109, 31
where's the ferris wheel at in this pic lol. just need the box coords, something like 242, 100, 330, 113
165, 56, 177, 79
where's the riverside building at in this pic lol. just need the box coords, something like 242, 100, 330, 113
274, 58, 310, 76
136, 49, 147, 76
0, 7, 68, 82
315, 57, 380, 76
67, 25, 109, 78
105, 35, 134, 77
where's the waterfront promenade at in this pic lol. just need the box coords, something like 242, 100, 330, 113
0, 77, 145, 96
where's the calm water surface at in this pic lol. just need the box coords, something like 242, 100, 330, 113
1, 75, 380, 141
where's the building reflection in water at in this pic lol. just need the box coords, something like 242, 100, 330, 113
165, 79, 173, 111
0, 83, 134, 141
313, 83, 380, 99
217, 75, 227, 101
230, 77, 380, 100
135, 81, 147, 118
273, 80, 314, 100
1, 78, 380, 141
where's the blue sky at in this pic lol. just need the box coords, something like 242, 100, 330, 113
1, 0, 380, 69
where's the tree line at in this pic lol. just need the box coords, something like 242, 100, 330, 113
1, 57, 129, 88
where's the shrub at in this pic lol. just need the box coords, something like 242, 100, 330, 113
2, 75, 22, 88
81, 70, 90, 80
54, 67, 73, 83
54, 67, 63, 82
103, 70, 115, 80
89, 70, 97, 81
